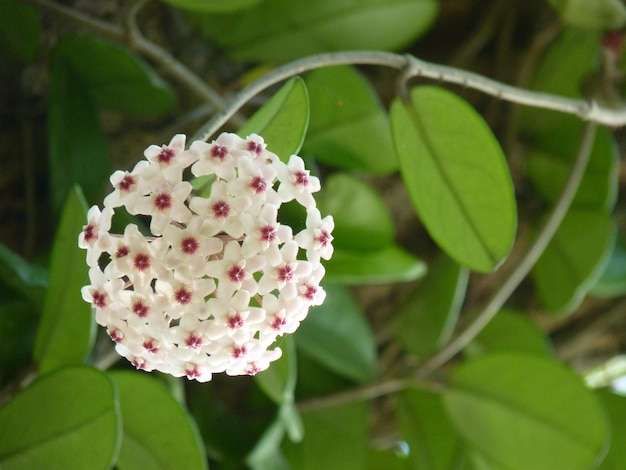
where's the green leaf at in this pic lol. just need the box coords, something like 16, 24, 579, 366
0, 366, 120, 469
0, 301, 38, 386
317, 173, 394, 251
160, 0, 261, 12
527, 122, 618, 212
466, 309, 552, 357
193, 0, 438, 62
53, 35, 176, 117
0, 0, 41, 63
33, 187, 94, 374
533, 209, 615, 313
0, 243, 46, 307
303, 66, 398, 174
596, 389, 626, 470
443, 353, 609, 470
246, 414, 290, 470
391, 86, 517, 273
398, 388, 464, 470
238, 77, 309, 159
591, 232, 626, 298
324, 244, 426, 285
548, 0, 626, 30
48, 54, 110, 213
295, 284, 376, 383
283, 401, 369, 470
109, 371, 207, 470
255, 335, 298, 406
396, 253, 468, 358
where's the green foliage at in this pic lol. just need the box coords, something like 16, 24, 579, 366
238, 77, 310, 158
304, 66, 398, 174
443, 353, 609, 470
391, 86, 517, 273
159, 0, 261, 12
0, 0, 41, 63
596, 389, 626, 470
193, 0, 438, 61
33, 187, 94, 374
547, 0, 626, 30
0, 366, 120, 469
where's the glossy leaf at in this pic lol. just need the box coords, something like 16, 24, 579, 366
596, 389, 626, 470
398, 387, 463, 470
591, 233, 626, 298
0, 0, 41, 63
317, 173, 394, 251
303, 66, 398, 174
444, 353, 609, 470
53, 35, 176, 117
0, 243, 46, 307
533, 209, 615, 313
193, 0, 438, 61
527, 122, 618, 212
283, 401, 369, 470
396, 253, 468, 358
109, 371, 207, 470
548, 0, 626, 29
295, 284, 376, 383
48, 55, 110, 213
391, 86, 517, 272
466, 309, 552, 357
238, 77, 309, 159
324, 245, 426, 285
160, 0, 261, 12
33, 187, 93, 374
0, 366, 120, 469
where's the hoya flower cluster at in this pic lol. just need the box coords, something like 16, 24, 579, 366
79, 133, 333, 382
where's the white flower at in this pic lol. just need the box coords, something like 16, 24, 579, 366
295, 208, 335, 262
276, 155, 321, 208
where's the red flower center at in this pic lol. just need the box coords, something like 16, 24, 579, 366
211, 200, 230, 218
250, 176, 267, 194
119, 174, 135, 192
175, 287, 192, 304
210, 144, 228, 160
133, 253, 150, 271
158, 147, 175, 164
154, 192, 172, 211
180, 236, 199, 254
227, 265, 245, 283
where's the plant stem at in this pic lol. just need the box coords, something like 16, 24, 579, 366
418, 121, 598, 376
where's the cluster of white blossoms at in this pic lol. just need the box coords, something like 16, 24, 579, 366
79, 133, 334, 382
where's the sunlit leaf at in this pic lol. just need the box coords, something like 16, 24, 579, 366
295, 284, 376, 383
303, 66, 398, 174
444, 353, 609, 470
466, 309, 552, 357
398, 387, 463, 470
396, 253, 468, 358
324, 245, 426, 285
548, 0, 626, 29
109, 371, 207, 470
596, 389, 626, 470
0, 366, 120, 469
317, 173, 394, 251
391, 86, 517, 272
0, 0, 41, 63
160, 0, 261, 12
283, 401, 369, 470
48, 56, 110, 213
53, 34, 176, 117
193, 0, 438, 61
527, 122, 618, 212
238, 77, 309, 158
33, 187, 93, 374
533, 209, 615, 313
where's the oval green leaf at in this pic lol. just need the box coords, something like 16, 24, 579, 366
443, 353, 609, 470
53, 35, 176, 117
109, 371, 207, 470
304, 66, 398, 174
295, 284, 376, 383
596, 389, 626, 470
34, 187, 94, 374
161, 0, 261, 12
193, 0, 438, 62
396, 253, 468, 358
391, 86, 517, 273
324, 245, 426, 285
590, 232, 626, 298
548, 0, 626, 29
532, 209, 615, 313
317, 173, 394, 251
255, 335, 297, 406
0, 366, 120, 469
238, 76, 309, 159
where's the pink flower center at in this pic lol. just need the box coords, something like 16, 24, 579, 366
232, 345, 247, 359
132, 300, 149, 318
227, 313, 244, 329
250, 176, 267, 194
247, 140, 263, 154
158, 147, 175, 164
301, 284, 318, 301
180, 236, 199, 254
270, 315, 287, 331
133, 253, 150, 271
175, 287, 192, 304
83, 225, 96, 243
316, 230, 332, 247
115, 245, 130, 258
210, 144, 228, 160
185, 333, 203, 349
294, 170, 309, 186
92, 290, 107, 308
260, 225, 277, 243
245, 363, 261, 375
108, 328, 124, 343
211, 200, 230, 218
227, 265, 245, 283
277, 265, 295, 282
118, 174, 135, 192
132, 357, 147, 370
154, 192, 172, 211
185, 364, 200, 379
143, 339, 159, 353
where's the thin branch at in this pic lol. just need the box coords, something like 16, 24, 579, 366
418, 122, 598, 376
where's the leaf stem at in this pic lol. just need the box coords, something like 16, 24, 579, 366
418, 121, 598, 376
